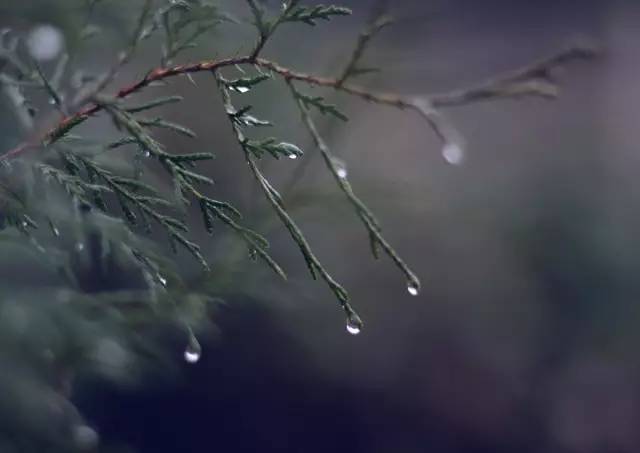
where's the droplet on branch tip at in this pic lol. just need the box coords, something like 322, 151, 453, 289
346, 312, 363, 335
441, 142, 464, 165
184, 336, 202, 364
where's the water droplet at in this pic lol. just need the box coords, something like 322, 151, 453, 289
51, 226, 59, 237
75, 242, 85, 252
346, 312, 363, 336
248, 248, 258, 261
158, 275, 167, 287
143, 150, 151, 158
407, 280, 420, 296
442, 142, 464, 165
184, 336, 202, 364
21, 221, 28, 228
231, 86, 250, 94
288, 153, 298, 160
346, 323, 360, 335
332, 158, 348, 179
48, 97, 56, 105
26, 24, 64, 61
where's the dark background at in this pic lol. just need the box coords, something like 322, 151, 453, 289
3, 1, 640, 452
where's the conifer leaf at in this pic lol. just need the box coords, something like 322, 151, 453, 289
283, 4, 352, 26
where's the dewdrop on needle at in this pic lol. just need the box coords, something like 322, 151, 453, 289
184, 335, 202, 364
346, 312, 363, 336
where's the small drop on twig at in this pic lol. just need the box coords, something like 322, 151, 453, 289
248, 248, 258, 262
184, 335, 202, 364
231, 86, 250, 94
332, 157, 348, 179
441, 142, 464, 165
407, 280, 420, 296
346, 312, 363, 336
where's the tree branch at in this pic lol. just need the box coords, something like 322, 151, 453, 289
1, 42, 596, 163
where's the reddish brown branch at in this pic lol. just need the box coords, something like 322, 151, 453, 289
1, 56, 252, 161
1, 42, 596, 162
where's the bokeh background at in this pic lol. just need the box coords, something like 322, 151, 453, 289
2, 0, 640, 452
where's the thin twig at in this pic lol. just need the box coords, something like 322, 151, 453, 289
70, 0, 154, 109
336, 13, 392, 87
258, 43, 596, 108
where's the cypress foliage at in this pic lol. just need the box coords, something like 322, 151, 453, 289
0, 1, 595, 450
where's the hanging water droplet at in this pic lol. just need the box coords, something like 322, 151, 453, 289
346, 312, 363, 336
407, 280, 420, 296
346, 323, 360, 335
26, 24, 64, 62
143, 150, 151, 158
184, 336, 202, 364
158, 275, 167, 287
75, 241, 85, 252
288, 153, 298, 160
48, 97, 56, 105
441, 142, 464, 165
21, 221, 28, 229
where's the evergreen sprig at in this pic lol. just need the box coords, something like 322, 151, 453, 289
215, 70, 359, 323
288, 80, 420, 293
283, 4, 352, 26
0, 1, 598, 449
0, 0, 596, 330
292, 90, 349, 121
